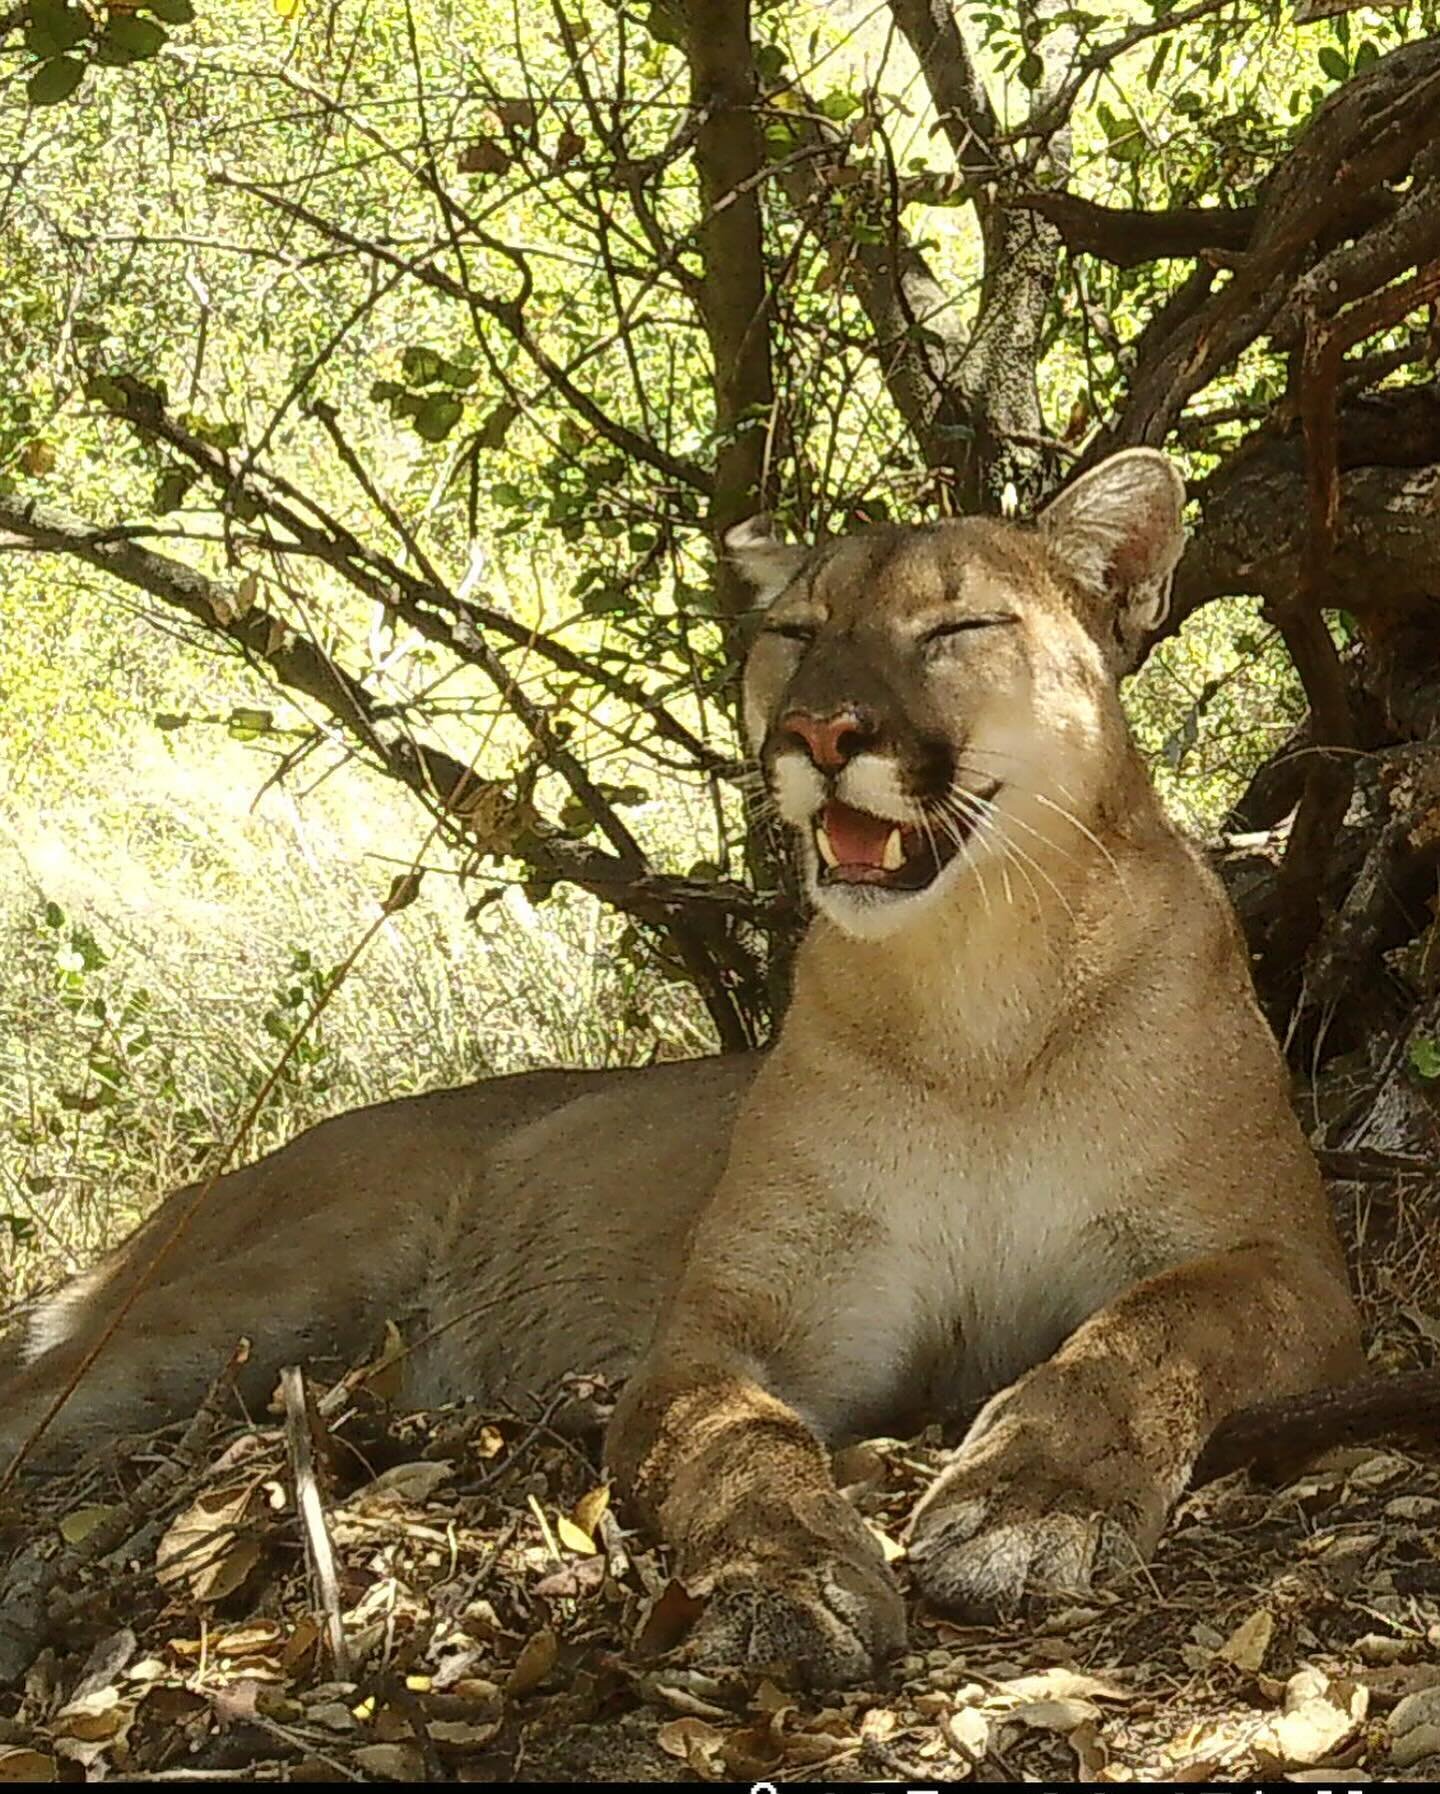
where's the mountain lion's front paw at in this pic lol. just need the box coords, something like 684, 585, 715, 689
685, 1498, 905, 1686
905, 1393, 1171, 1617
690, 1550, 905, 1687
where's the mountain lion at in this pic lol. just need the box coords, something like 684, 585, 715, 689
0, 450, 1366, 1685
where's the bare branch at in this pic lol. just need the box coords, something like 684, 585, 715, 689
1094, 37, 1440, 457
212, 173, 712, 498
1003, 190, 1256, 269
885, 0, 1001, 191
682, 1, 778, 614
1008, 0, 1242, 155
0, 489, 787, 1049
886, 0, 1066, 508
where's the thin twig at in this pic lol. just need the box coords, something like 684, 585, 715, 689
281, 1366, 350, 1680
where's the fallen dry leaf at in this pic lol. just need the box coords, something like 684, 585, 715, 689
353, 1459, 455, 1505
657, 1717, 725, 1780
1008, 1696, 1102, 1731
634, 1578, 705, 1656
534, 1553, 606, 1598
155, 1479, 264, 1602
944, 1704, 990, 1762
353, 1742, 424, 1778
57, 1503, 123, 1545
573, 1484, 610, 1536
1262, 1669, 1367, 1767
504, 1627, 557, 1698
554, 1513, 597, 1555
428, 1718, 502, 1748
0, 1750, 55, 1783
1070, 1716, 1108, 1778
993, 1667, 1129, 1704
1217, 1606, 1274, 1672
721, 1720, 785, 1779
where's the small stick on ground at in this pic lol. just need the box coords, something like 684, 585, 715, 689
281, 1364, 350, 1680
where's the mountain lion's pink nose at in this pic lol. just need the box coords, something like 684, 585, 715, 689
780, 707, 880, 770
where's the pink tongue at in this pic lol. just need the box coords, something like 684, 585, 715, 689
822, 800, 894, 867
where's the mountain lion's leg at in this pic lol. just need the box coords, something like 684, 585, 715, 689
607, 1331, 906, 1685
906, 1242, 1362, 1612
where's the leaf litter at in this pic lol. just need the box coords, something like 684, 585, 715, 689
0, 1146, 1437, 1781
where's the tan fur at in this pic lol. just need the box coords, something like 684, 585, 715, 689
0, 451, 1360, 1686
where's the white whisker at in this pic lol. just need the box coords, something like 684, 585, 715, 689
940, 794, 1028, 915
925, 799, 997, 918
1029, 791, 1120, 877
951, 754, 1120, 880
939, 790, 1074, 927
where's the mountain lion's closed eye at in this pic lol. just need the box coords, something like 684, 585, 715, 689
1, 450, 1367, 1687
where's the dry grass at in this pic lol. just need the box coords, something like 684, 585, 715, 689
0, 728, 716, 1306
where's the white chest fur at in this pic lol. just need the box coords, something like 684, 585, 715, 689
777, 1080, 1133, 1439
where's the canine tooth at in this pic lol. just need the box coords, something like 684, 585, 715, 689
881, 828, 905, 872
815, 825, 839, 869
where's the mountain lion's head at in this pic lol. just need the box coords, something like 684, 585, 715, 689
734, 449, 1186, 940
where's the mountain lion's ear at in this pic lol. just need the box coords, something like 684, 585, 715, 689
1038, 448, 1186, 671
725, 515, 808, 606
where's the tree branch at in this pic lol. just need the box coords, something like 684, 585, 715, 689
682, 0, 778, 615
212, 173, 712, 499
884, 0, 1067, 509
1096, 37, 1440, 459
885, 0, 1002, 194
1163, 382, 1440, 640
0, 491, 783, 1049
1003, 190, 1256, 268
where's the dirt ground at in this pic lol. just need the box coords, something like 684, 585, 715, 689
2, 1062, 1438, 1784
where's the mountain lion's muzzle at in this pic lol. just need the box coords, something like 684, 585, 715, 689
761, 681, 998, 896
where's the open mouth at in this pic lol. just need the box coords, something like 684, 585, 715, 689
811, 788, 999, 894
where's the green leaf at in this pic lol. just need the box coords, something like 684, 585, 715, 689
146, 0, 196, 19
476, 400, 518, 449
1016, 51, 1043, 90
580, 584, 630, 615
411, 393, 463, 442
25, 0, 91, 54
96, 13, 167, 63
753, 42, 785, 82
228, 706, 274, 740
818, 89, 860, 121
26, 52, 85, 103
1353, 38, 1380, 71
644, 0, 684, 48
400, 345, 444, 384
152, 466, 195, 513
1145, 39, 1168, 89
1317, 46, 1348, 82
1409, 1036, 1440, 1081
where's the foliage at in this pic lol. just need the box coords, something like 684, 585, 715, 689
3, 0, 1440, 1274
